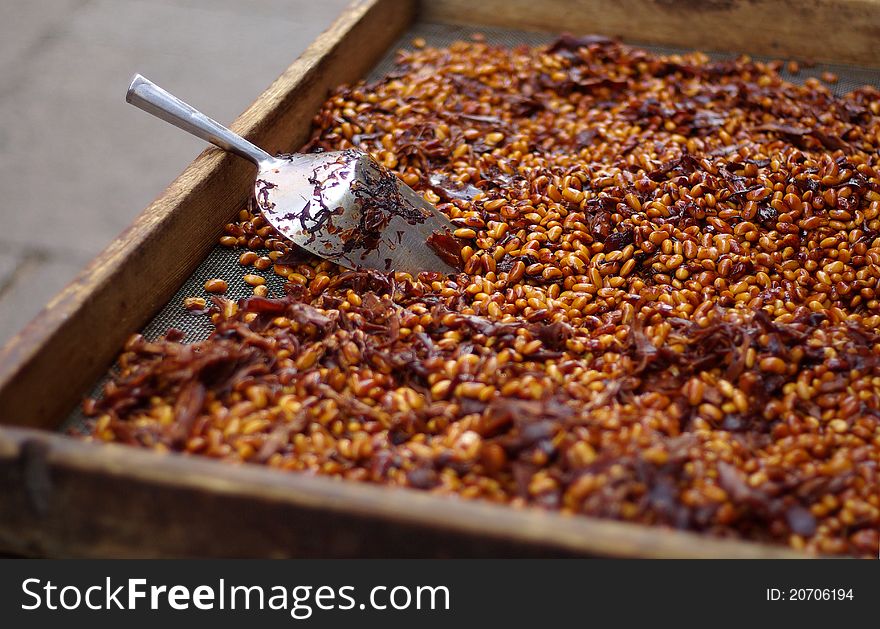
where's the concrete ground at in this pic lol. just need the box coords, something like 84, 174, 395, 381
0, 0, 350, 346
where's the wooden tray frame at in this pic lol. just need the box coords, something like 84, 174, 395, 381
2, 0, 874, 558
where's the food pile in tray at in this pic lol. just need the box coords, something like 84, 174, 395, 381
81, 35, 880, 556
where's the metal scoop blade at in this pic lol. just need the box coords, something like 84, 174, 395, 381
126, 74, 458, 274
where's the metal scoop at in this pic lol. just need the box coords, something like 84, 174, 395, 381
126, 74, 458, 274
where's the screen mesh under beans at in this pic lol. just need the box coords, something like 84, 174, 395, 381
62, 21, 880, 433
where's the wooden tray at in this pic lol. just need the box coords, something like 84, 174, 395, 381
1, 0, 876, 558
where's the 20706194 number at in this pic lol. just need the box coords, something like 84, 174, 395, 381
789, 589, 853, 601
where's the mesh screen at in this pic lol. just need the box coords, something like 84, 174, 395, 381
63, 21, 880, 433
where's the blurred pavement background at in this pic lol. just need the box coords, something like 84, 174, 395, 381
0, 0, 350, 346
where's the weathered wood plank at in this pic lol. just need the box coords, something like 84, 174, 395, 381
421, 0, 880, 66
0, 427, 806, 558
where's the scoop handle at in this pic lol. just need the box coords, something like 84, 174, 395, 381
126, 74, 272, 166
